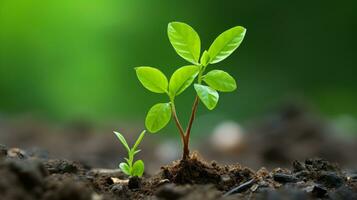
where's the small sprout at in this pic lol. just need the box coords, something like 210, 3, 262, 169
135, 22, 246, 160
114, 130, 146, 177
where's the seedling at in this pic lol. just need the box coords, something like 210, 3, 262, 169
114, 130, 146, 177
135, 22, 246, 160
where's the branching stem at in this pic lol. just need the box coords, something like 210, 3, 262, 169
170, 102, 185, 146
172, 66, 204, 160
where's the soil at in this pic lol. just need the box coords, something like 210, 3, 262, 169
0, 145, 356, 200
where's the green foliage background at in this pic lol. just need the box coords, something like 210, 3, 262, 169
1, 0, 356, 123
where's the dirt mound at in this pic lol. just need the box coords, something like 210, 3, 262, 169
0, 145, 356, 200
161, 152, 254, 191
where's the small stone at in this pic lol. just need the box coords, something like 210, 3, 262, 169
318, 172, 344, 188
250, 184, 259, 192
221, 175, 231, 183
158, 179, 170, 186
273, 173, 298, 183
111, 177, 129, 184
128, 176, 141, 189
110, 184, 125, 195
7, 148, 28, 159
346, 172, 357, 181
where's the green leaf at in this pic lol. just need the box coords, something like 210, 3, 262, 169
132, 130, 146, 151
169, 65, 199, 97
135, 66, 168, 93
194, 84, 219, 110
132, 160, 145, 177
145, 103, 172, 133
119, 162, 131, 176
113, 131, 130, 152
200, 50, 210, 67
133, 149, 141, 155
203, 70, 237, 92
168, 22, 201, 64
208, 26, 246, 64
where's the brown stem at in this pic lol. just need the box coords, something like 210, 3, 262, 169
185, 95, 199, 140
181, 96, 200, 160
171, 68, 203, 160
170, 103, 185, 146
182, 136, 190, 160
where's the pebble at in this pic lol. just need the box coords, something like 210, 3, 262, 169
110, 184, 125, 195
273, 173, 298, 183
318, 172, 344, 188
158, 179, 170, 186
250, 184, 259, 192
346, 172, 357, 181
7, 148, 28, 159
220, 174, 231, 184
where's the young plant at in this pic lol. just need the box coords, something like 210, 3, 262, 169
114, 130, 146, 177
135, 22, 246, 160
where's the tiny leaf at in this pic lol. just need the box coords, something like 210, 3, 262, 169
200, 50, 210, 67
114, 131, 130, 153
135, 66, 168, 93
203, 70, 237, 92
145, 103, 172, 133
132, 160, 145, 177
132, 130, 146, 151
208, 26, 246, 64
194, 84, 219, 110
169, 65, 199, 97
168, 22, 201, 64
133, 149, 141, 155
119, 162, 131, 176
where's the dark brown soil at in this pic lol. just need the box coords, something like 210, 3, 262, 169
0, 145, 356, 200
161, 152, 254, 191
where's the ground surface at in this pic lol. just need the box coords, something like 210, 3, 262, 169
1, 145, 356, 200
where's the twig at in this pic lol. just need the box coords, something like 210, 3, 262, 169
223, 179, 256, 197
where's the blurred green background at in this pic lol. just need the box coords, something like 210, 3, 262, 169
0, 0, 356, 125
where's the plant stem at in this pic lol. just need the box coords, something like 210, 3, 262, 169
171, 66, 205, 161
170, 102, 185, 147
181, 68, 204, 160
183, 95, 199, 159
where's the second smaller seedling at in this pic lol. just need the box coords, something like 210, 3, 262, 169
114, 130, 146, 177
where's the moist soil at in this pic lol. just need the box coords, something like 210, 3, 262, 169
0, 145, 356, 200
